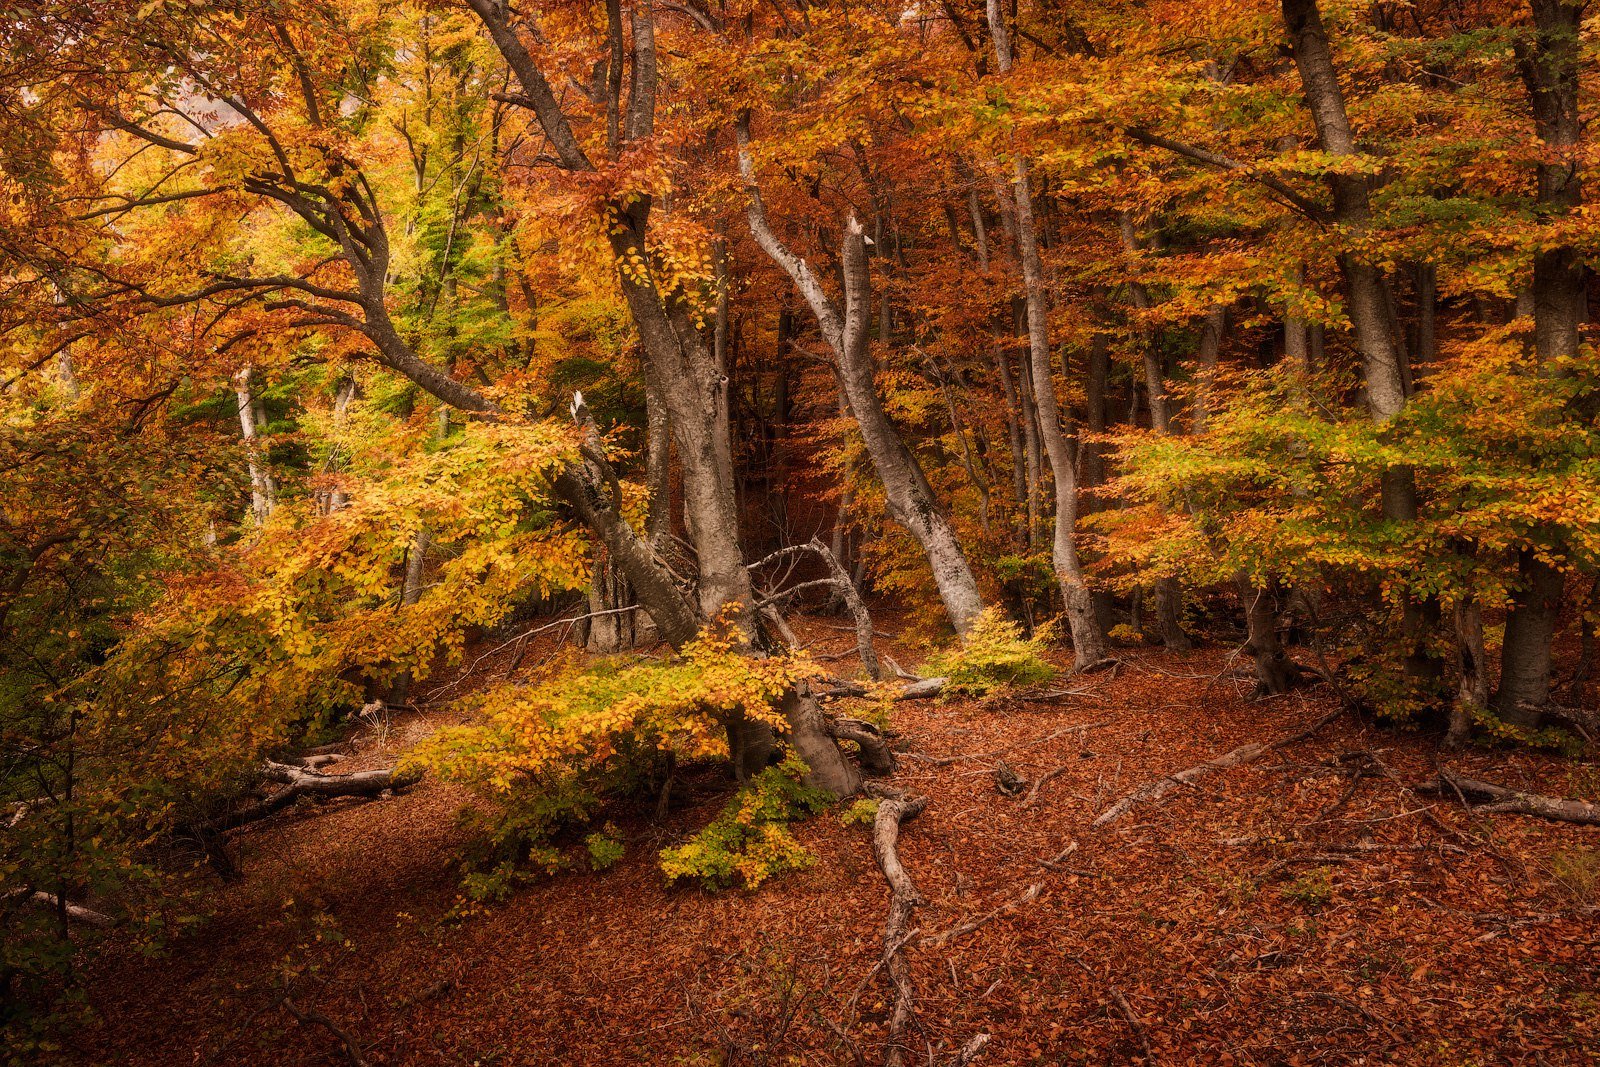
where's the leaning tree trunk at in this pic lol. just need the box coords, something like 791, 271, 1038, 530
738, 141, 985, 637
989, 0, 1107, 668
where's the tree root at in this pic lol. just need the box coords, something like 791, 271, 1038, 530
871, 793, 929, 1067
826, 717, 896, 775
1421, 770, 1600, 825
283, 997, 369, 1067
1092, 709, 1341, 828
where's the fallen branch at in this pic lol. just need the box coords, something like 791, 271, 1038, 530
5, 888, 115, 928
283, 998, 369, 1067
945, 1033, 991, 1066
925, 881, 1044, 947
1092, 709, 1341, 827
898, 676, 947, 701
1067, 957, 1155, 1062
1421, 770, 1600, 826
872, 794, 929, 1067
200, 760, 417, 833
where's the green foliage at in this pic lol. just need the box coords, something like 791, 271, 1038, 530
1549, 848, 1599, 902
1281, 867, 1335, 910
838, 798, 880, 828
585, 825, 626, 871
659, 757, 830, 890
924, 608, 1055, 697
408, 625, 822, 899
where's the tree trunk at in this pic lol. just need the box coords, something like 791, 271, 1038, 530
1492, 0, 1585, 720
1450, 599, 1488, 746
1494, 551, 1565, 723
1237, 576, 1296, 696
739, 143, 985, 637
989, 0, 1106, 668
1121, 215, 1191, 651
234, 365, 278, 526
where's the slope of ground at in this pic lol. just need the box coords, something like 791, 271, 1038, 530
72, 623, 1599, 1066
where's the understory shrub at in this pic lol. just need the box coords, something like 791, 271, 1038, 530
405, 624, 822, 897
659, 756, 830, 889
924, 607, 1054, 696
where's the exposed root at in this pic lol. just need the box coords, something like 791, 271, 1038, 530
871, 793, 929, 1067
826, 717, 896, 775
1421, 770, 1600, 826
283, 997, 369, 1067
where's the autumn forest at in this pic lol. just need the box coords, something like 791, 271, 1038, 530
2, 0, 1599, 1063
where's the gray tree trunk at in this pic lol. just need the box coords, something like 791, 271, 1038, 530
234, 365, 278, 526
739, 139, 986, 637
989, 0, 1106, 669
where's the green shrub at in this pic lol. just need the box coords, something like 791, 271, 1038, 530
838, 798, 879, 828
924, 608, 1054, 697
586, 825, 626, 871
659, 756, 829, 889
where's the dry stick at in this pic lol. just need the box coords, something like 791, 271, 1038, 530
1422, 770, 1600, 826
1067, 957, 1155, 1062
283, 998, 369, 1067
924, 882, 1045, 947
1024, 765, 1068, 806
872, 794, 929, 1067
1092, 708, 1342, 828
945, 1033, 992, 1066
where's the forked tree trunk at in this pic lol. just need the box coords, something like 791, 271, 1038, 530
467, 0, 858, 793
988, 0, 1106, 668
739, 142, 986, 637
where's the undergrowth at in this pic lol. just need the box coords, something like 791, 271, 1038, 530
659, 756, 830, 889
925, 607, 1054, 696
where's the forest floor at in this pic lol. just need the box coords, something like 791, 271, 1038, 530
73, 616, 1600, 1067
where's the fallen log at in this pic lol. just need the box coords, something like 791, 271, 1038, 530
201, 761, 417, 833
898, 676, 947, 701
872, 793, 929, 1067
1092, 709, 1341, 828
1422, 770, 1600, 826
4, 888, 115, 928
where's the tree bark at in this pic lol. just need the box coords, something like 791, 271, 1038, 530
1449, 599, 1488, 746
739, 141, 986, 637
234, 365, 278, 526
1237, 576, 1297, 696
988, 0, 1106, 668
1494, 0, 1585, 720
